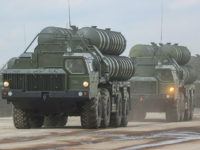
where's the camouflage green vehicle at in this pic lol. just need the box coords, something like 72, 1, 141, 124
129, 43, 197, 122
1, 26, 134, 129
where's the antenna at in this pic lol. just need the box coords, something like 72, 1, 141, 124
160, 0, 164, 43
67, 0, 72, 28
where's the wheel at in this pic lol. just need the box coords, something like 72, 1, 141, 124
13, 106, 31, 129
44, 114, 68, 128
81, 90, 102, 129
101, 88, 111, 128
110, 92, 122, 127
29, 115, 44, 128
184, 97, 191, 121
166, 106, 178, 122
166, 102, 181, 122
166, 92, 185, 122
189, 96, 194, 120
180, 93, 185, 121
121, 93, 129, 127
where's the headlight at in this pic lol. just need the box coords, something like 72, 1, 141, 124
169, 87, 175, 93
3, 81, 9, 87
83, 81, 89, 87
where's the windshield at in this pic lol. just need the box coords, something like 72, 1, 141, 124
156, 70, 174, 82
65, 59, 86, 74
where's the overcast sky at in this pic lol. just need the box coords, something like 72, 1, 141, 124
0, 0, 200, 66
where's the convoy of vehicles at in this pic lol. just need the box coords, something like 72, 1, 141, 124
0, 25, 198, 128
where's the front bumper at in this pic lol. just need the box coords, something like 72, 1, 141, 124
2, 89, 89, 101
131, 94, 175, 112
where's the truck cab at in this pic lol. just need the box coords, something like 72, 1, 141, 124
63, 53, 99, 99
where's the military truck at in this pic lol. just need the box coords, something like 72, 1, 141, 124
1, 26, 134, 129
129, 43, 197, 122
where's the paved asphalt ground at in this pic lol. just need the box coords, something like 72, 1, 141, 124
0, 110, 200, 150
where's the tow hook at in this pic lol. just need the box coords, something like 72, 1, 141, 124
42, 93, 49, 102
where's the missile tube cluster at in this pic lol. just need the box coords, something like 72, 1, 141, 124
181, 65, 197, 84
129, 43, 197, 84
78, 27, 126, 56
162, 45, 191, 65
78, 27, 134, 81
104, 56, 134, 81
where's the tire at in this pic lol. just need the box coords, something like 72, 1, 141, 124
44, 114, 68, 128
189, 96, 194, 120
189, 107, 194, 120
166, 92, 185, 122
121, 93, 129, 127
110, 92, 122, 127
13, 106, 31, 129
180, 93, 185, 121
184, 97, 191, 121
166, 107, 177, 122
166, 103, 181, 122
101, 88, 111, 128
29, 116, 44, 128
81, 90, 102, 129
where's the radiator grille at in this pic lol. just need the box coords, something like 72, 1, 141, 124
3, 74, 65, 91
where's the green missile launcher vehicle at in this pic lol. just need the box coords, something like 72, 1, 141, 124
129, 43, 197, 122
1, 26, 134, 129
